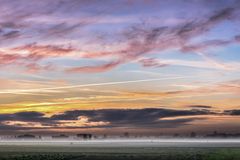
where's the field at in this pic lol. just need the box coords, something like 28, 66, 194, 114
0, 139, 240, 160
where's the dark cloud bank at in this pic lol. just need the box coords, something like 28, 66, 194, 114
0, 107, 239, 131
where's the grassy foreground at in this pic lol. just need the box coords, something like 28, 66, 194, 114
0, 146, 239, 160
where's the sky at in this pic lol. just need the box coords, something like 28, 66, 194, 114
0, 0, 239, 135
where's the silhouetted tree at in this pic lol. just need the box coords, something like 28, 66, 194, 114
190, 132, 196, 138
124, 132, 129, 138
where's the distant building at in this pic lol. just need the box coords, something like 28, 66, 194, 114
17, 134, 36, 139
52, 134, 69, 139
76, 133, 92, 140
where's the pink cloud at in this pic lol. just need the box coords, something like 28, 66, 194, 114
66, 60, 122, 73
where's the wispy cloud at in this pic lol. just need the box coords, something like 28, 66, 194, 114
0, 1, 239, 73
0, 76, 189, 94
137, 57, 240, 71
65, 7, 240, 73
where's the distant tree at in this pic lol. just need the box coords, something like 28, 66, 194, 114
174, 133, 180, 137
124, 132, 129, 138
190, 132, 196, 138
52, 134, 69, 138
103, 134, 107, 139
77, 133, 92, 140
17, 134, 36, 139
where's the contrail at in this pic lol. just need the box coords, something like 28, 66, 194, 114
197, 52, 233, 70
0, 76, 191, 94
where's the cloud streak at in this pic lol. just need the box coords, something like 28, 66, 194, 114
0, 76, 189, 94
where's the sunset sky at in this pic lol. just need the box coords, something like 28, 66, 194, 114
0, 0, 239, 135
